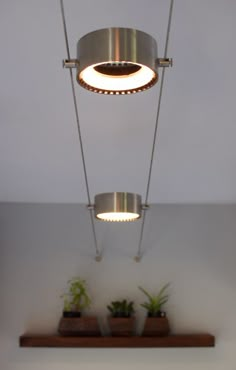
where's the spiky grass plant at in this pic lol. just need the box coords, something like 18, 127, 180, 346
139, 283, 170, 317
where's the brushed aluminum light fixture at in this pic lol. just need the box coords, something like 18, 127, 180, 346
91, 192, 144, 222
60, 0, 174, 260
63, 27, 172, 95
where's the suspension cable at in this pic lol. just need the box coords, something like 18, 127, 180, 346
59, 0, 100, 258
135, 0, 174, 261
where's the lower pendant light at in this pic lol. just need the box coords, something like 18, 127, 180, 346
63, 27, 172, 95
94, 192, 142, 222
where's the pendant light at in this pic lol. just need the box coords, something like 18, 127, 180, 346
93, 192, 142, 222
60, 0, 174, 260
63, 28, 172, 95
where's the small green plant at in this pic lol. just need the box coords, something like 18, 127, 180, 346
62, 277, 91, 313
139, 283, 170, 317
107, 299, 134, 317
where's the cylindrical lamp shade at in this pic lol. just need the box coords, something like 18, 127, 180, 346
77, 28, 158, 95
94, 192, 142, 222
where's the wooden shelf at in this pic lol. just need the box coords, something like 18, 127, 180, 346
19, 334, 215, 348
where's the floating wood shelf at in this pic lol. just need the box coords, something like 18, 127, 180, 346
19, 334, 215, 348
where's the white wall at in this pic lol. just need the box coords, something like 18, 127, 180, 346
1, 203, 235, 370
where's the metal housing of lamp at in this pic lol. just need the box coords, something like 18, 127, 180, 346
62, 27, 172, 223
87, 192, 149, 222
60, 0, 174, 259
63, 27, 172, 95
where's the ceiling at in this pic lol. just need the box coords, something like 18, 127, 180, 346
1, 0, 236, 204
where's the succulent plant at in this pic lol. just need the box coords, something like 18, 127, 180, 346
107, 299, 134, 317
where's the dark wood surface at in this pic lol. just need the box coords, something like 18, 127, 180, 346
108, 317, 135, 337
19, 333, 215, 348
142, 317, 170, 337
58, 317, 101, 336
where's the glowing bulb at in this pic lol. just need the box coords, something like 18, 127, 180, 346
78, 63, 157, 94
96, 212, 140, 222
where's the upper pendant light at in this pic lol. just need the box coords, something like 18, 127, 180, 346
94, 192, 142, 222
63, 27, 172, 95
77, 28, 158, 95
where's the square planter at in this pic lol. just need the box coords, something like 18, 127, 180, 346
108, 317, 135, 337
142, 317, 170, 337
58, 316, 101, 336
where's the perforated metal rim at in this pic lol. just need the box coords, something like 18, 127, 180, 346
96, 212, 140, 222
77, 73, 158, 95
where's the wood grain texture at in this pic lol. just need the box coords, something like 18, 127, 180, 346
19, 334, 215, 348
142, 317, 170, 337
58, 317, 101, 336
108, 317, 135, 336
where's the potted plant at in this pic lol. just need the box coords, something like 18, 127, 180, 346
58, 277, 100, 336
107, 299, 135, 336
62, 277, 91, 317
139, 283, 170, 336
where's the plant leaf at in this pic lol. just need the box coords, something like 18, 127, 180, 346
138, 286, 153, 300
